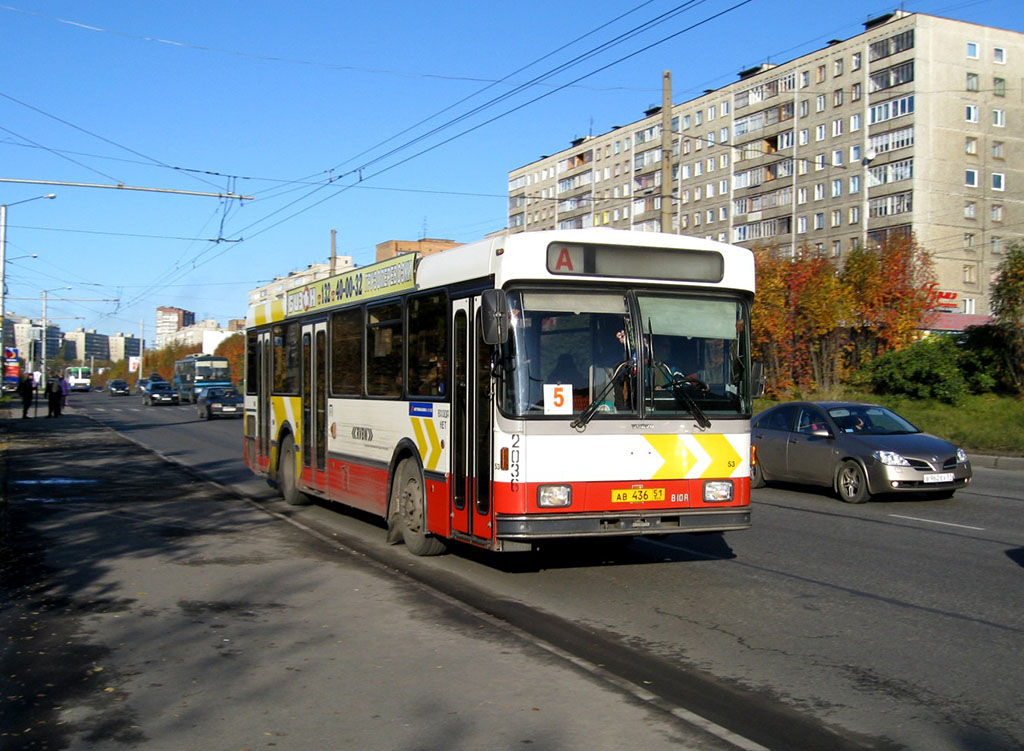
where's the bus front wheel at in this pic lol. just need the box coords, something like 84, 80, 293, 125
391, 459, 446, 557
278, 435, 310, 506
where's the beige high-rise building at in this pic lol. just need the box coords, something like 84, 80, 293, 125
507, 11, 1021, 323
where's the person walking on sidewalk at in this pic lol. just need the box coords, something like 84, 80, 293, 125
45, 374, 63, 418
16, 373, 34, 418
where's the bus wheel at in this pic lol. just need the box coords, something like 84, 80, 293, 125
392, 459, 446, 556
278, 435, 310, 506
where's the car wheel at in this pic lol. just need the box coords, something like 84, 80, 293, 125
391, 459, 446, 556
836, 460, 870, 503
278, 435, 310, 506
750, 461, 766, 489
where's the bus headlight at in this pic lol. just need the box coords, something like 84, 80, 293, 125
703, 481, 734, 503
537, 485, 572, 508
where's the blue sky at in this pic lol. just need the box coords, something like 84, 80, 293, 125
1, 0, 1018, 341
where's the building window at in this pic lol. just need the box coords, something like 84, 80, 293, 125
833, 88, 844, 107
993, 141, 1004, 159
814, 213, 825, 230
798, 216, 808, 233
814, 183, 825, 201
994, 77, 1006, 97
800, 70, 809, 88
849, 206, 861, 224
832, 240, 842, 257
967, 42, 979, 59
963, 264, 977, 285
994, 47, 1006, 64
798, 128, 809, 146
832, 118, 844, 137
964, 202, 976, 219
964, 298, 976, 315
816, 94, 826, 112
993, 109, 1005, 127
833, 59, 844, 76
992, 173, 1005, 191
815, 124, 826, 141
964, 233, 975, 248
850, 113, 862, 131
965, 169, 978, 187
816, 65, 826, 83
831, 210, 841, 227
852, 52, 862, 70
849, 175, 861, 194
965, 137, 977, 155
797, 187, 808, 204
965, 105, 978, 123
851, 82, 862, 101
799, 99, 809, 118
991, 237, 1003, 254
831, 179, 843, 197
832, 149, 844, 166
991, 204, 1003, 222
966, 72, 979, 91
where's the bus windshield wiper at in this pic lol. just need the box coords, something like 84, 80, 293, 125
669, 375, 712, 430
570, 359, 632, 431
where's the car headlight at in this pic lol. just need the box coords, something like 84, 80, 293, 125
873, 450, 911, 467
957, 448, 968, 463
537, 485, 572, 508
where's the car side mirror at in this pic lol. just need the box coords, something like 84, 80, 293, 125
812, 428, 832, 438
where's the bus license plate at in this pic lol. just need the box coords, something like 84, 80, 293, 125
612, 487, 665, 503
923, 473, 954, 483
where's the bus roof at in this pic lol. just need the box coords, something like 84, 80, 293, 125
247, 229, 754, 327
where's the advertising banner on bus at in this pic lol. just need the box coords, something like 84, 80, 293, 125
285, 254, 416, 318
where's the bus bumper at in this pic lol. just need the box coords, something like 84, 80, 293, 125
495, 508, 751, 540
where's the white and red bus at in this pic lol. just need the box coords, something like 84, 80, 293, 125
244, 228, 758, 555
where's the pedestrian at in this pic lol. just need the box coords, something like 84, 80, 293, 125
45, 375, 63, 418
16, 373, 34, 418
59, 373, 70, 409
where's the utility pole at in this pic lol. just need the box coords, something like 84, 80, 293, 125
660, 71, 674, 234
330, 229, 338, 275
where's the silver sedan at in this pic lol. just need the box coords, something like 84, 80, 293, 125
751, 401, 972, 503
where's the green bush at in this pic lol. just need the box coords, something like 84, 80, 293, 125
958, 324, 1019, 394
868, 337, 967, 404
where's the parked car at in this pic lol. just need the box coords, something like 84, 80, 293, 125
197, 386, 243, 419
751, 401, 972, 503
107, 379, 130, 396
144, 381, 179, 406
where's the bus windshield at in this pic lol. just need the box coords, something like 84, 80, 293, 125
501, 289, 751, 419
195, 359, 230, 382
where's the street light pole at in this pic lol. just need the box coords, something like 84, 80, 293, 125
39, 286, 72, 393
1, 193, 56, 349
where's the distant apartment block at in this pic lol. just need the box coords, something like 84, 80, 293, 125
375, 238, 461, 262
63, 328, 110, 362
155, 306, 195, 348
507, 11, 1022, 321
108, 332, 142, 362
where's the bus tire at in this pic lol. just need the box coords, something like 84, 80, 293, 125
392, 459, 446, 557
278, 435, 310, 506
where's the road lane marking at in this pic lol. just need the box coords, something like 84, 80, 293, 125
889, 514, 984, 531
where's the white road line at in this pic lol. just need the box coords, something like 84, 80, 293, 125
889, 514, 984, 531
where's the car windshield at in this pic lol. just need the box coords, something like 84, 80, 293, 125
827, 406, 920, 435
152, 383, 172, 392
499, 289, 751, 419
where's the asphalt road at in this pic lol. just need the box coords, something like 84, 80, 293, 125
73, 389, 1024, 750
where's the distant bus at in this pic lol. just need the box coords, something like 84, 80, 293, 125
64, 366, 92, 391
173, 354, 232, 403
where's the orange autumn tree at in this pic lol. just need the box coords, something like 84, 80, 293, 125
751, 245, 800, 396
214, 333, 245, 387
790, 251, 852, 392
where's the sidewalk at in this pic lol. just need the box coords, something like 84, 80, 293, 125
0, 409, 736, 751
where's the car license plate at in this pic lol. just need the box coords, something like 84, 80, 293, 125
924, 472, 955, 483
221, 406, 236, 412
612, 487, 665, 503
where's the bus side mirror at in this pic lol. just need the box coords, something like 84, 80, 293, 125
481, 290, 509, 345
751, 361, 766, 399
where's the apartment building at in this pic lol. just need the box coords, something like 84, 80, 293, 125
507, 11, 1022, 320
155, 306, 195, 349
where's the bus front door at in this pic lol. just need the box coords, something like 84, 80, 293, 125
450, 299, 494, 545
301, 321, 329, 494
